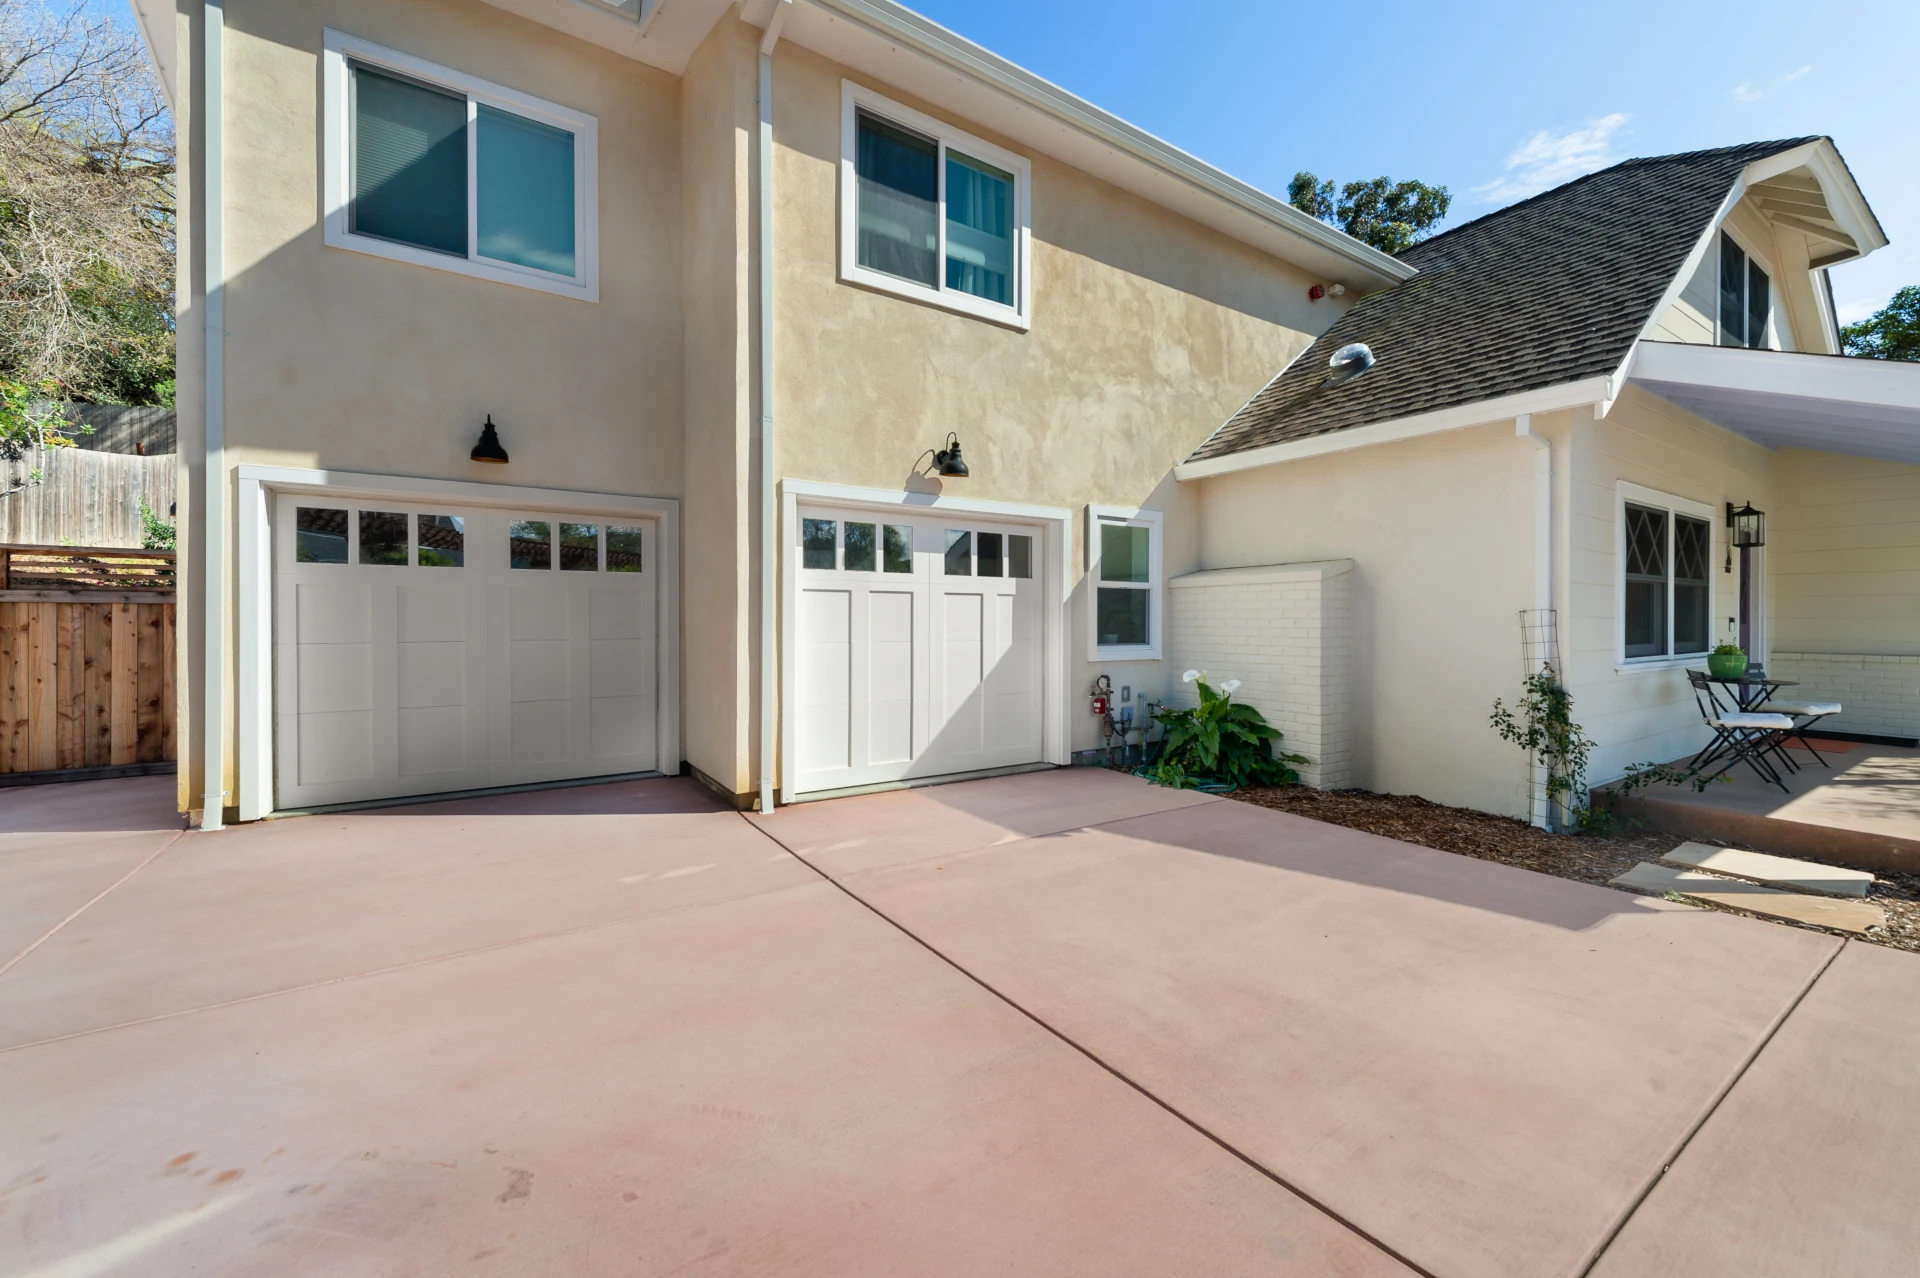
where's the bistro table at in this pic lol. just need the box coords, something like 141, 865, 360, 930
1703, 672, 1797, 713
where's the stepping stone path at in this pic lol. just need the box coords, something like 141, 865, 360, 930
1611, 858, 1885, 936
1660, 841, 1875, 898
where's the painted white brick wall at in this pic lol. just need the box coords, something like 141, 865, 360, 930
1167, 561, 1353, 788
1766, 653, 1920, 740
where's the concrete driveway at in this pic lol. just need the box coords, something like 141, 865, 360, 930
2, 769, 1915, 1276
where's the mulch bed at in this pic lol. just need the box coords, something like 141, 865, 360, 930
1229, 785, 1920, 954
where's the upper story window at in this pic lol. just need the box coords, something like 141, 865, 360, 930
1618, 483, 1712, 664
322, 31, 599, 301
1087, 506, 1163, 660
839, 82, 1032, 330
1718, 232, 1770, 348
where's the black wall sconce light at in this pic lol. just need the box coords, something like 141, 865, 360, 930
471, 414, 509, 465
932, 433, 969, 479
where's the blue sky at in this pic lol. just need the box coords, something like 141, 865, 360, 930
908, 0, 1918, 324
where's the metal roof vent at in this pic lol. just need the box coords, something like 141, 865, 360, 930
1324, 342, 1376, 387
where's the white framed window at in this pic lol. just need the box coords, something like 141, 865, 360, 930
322, 30, 599, 301
1717, 231, 1771, 349
1616, 482, 1715, 666
838, 81, 1033, 330
1087, 505, 1162, 660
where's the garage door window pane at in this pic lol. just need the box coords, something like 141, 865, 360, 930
418, 514, 464, 567
359, 510, 409, 565
1097, 587, 1149, 647
803, 519, 837, 570
560, 523, 599, 571
883, 525, 913, 573
976, 531, 1003, 577
510, 520, 551, 569
606, 526, 643, 573
295, 507, 349, 563
844, 522, 877, 572
944, 529, 972, 576
1009, 534, 1032, 579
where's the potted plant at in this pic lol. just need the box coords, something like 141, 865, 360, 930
1707, 642, 1748, 679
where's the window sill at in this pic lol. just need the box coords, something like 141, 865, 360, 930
1094, 646, 1162, 663
1614, 656, 1710, 674
323, 228, 598, 302
838, 265, 1029, 333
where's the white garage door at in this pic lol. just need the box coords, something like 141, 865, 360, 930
274, 494, 659, 809
793, 506, 1044, 795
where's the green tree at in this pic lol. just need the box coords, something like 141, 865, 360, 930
1841, 285, 1920, 361
1289, 171, 1451, 255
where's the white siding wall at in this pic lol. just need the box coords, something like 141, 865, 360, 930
1166, 562, 1353, 789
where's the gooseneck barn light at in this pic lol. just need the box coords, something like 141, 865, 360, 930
933, 433, 969, 479
471, 415, 510, 465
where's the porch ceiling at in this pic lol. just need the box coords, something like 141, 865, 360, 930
1630, 341, 1920, 465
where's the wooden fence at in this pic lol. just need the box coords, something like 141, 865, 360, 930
0, 546, 176, 776
0, 445, 177, 548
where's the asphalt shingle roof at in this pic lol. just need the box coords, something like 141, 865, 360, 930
1186, 138, 1822, 464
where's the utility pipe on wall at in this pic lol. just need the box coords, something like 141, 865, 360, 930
755, 0, 790, 815
200, 0, 227, 831
1517, 412, 1554, 830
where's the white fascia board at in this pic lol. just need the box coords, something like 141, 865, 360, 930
1173, 378, 1612, 481
1629, 342, 1920, 412
127, 0, 175, 109
472, 0, 726, 74
786, 0, 1414, 291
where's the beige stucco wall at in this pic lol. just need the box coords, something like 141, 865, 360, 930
763, 36, 1329, 772
1564, 387, 1775, 782
1192, 423, 1540, 818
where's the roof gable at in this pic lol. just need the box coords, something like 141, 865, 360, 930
1185, 138, 1822, 466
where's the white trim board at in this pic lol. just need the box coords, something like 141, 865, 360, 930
321, 29, 601, 302
778, 478, 1071, 805
233, 464, 680, 820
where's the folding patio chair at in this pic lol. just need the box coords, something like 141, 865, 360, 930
1758, 695, 1844, 767
1686, 669, 1794, 792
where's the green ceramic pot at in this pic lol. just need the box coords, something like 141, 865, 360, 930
1707, 650, 1748, 679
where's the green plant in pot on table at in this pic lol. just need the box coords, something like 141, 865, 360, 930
1145, 671, 1308, 791
1707, 643, 1748, 679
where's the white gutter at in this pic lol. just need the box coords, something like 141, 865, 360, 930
1516, 413, 1556, 831
200, 0, 227, 831
1173, 376, 1612, 481
755, 0, 790, 815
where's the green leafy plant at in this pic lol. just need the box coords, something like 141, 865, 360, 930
138, 497, 175, 550
1711, 642, 1744, 657
1146, 672, 1307, 791
1841, 285, 1920, 362
1490, 663, 1598, 831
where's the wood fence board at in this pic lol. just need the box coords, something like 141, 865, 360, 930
136, 603, 164, 763
161, 604, 176, 763
110, 603, 139, 765
55, 603, 80, 765
83, 602, 111, 767
0, 604, 21, 772
27, 603, 56, 771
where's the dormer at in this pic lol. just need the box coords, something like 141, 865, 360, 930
1647, 138, 1887, 356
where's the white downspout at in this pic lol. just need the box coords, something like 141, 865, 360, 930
1517, 412, 1554, 830
200, 0, 227, 831
754, 0, 789, 814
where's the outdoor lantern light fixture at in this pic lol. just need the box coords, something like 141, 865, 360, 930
471, 414, 509, 465
1725, 500, 1765, 571
933, 433, 969, 479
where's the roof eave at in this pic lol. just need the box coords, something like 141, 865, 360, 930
1174, 377, 1616, 481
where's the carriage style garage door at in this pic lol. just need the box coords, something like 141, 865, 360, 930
273, 494, 659, 809
792, 506, 1044, 795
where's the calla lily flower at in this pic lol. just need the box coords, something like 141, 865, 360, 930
1182, 669, 1202, 683
1220, 679, 1242, 696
